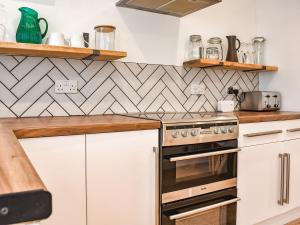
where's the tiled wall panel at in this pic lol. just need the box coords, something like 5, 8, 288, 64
0, 56, 259, 117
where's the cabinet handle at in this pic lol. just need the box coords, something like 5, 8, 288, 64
286, 128, 300, 133
169, 198, 240, 220
244, 130, 283, 138
284, 153, 291, 204
278, 154, 285, 206
153, 147, 160, 225
169, 148, 241, 162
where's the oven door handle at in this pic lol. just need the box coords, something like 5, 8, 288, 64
169, 197, 241, 220
169, 148, 241, 162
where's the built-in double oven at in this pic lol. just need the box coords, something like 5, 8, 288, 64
160, 119, 240, 225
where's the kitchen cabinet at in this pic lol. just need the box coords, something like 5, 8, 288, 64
237, 142, 282, 225
237, 120, 300, 225
86, 130, 159, 225
19, 135, 86, 225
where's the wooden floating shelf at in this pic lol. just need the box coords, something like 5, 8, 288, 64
0, 41, 127, 61
183, 59, 278, 72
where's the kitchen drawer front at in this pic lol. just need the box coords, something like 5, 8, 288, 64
283, 119, 300, 141
239, 121, 285, 147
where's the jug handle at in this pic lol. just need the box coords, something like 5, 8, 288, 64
38, 18, 48, 39
236, 38, 241, 51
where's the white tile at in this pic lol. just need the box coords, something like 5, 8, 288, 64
111, 70, 142, 104
0, 101, 15, 117
162, 88, 186, 112
0, 63, 18, 89
203, 76, 223, 100
11, 76, 54, 116
110, 101, 127, 114
22, 93, 53, 117
184, 68, 200, 84
11, 57, 44, 80
80, 62, 115, 98
66, 59, 87, 73
190, 95, 206, 112
90, 94, 115, 115
125, 62, 141, 76
162, 73, 187, 104
80, 79, 115, 114
163, 65, 187, 91
112, 61, 141, 89
137, 64, 159, 83
0, 56, 18, 71
138, 81, 165, 112
11, 59, 53, 98
49, 58, 85, 88
0, 82, 17, 107
80, 61, 107, 82
138, 66, 165, 97
47, 102, 69, 116
111, 86, 139, 113
146, 94, 165, 112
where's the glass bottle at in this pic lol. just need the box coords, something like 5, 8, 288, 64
94, 25, 116, 50
252, 37, 266, 65
207, 37, 223, 60
188, 35, 204, 60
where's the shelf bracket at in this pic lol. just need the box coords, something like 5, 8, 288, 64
83, 50, 100, 60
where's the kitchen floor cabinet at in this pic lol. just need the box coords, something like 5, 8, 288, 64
86, 130, 159, 225
237, 142, 282, 225
238, 120, 300, 225
19, 135, 86, 225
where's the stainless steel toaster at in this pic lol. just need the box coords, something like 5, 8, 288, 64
240, 91, 281, 111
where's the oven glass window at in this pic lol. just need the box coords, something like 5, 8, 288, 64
175, 155, 229, 183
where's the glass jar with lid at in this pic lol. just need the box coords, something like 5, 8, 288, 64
94, 25, 116, 50
188, 35, 204, 60
252, 37, 266, 64
206, 37, 223, 60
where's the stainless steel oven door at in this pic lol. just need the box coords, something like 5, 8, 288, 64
162, 188, 239, 225
162, 140, 239, 203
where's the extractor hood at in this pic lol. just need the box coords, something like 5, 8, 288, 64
116, 0, 222, 17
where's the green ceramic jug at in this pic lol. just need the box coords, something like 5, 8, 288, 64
16, 7, 48, 44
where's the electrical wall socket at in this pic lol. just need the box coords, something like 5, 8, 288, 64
55, 80, 78, 94
191, 83, 206, 95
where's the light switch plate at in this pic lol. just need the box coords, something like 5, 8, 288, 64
55, 80, 78, 94
191, 83, 206, 95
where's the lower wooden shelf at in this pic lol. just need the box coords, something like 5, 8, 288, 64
0, 41, 127, 61
183, 59, 278, 72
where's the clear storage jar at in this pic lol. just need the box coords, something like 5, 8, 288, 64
94, 25, 116, 50
188, 35, 204, 60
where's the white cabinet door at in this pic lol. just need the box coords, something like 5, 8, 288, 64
237, 142, 283, 225
20, 135, 86, 225
282, 139, 300, 212
86, 130, 158, 225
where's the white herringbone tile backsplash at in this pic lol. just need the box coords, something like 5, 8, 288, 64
0, 56, 259, 117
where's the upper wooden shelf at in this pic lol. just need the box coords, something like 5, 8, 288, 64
183, 59, 278, 72
0, 42, 127, 61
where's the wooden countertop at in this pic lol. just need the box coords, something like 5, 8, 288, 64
235, 111, 300, 123
0, 114, 161, 224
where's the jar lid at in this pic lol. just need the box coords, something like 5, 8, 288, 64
190, 35, 202, 42
208, 37, 222, 44
252, 37, 266, 42
94, 25, 116, 33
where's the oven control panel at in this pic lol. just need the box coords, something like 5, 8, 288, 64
163, 120, 239, 146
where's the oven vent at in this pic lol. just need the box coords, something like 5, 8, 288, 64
116, 0, 222, 17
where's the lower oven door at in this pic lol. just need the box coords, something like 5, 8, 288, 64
162, 189, 239, 225
162, 140, 239, 203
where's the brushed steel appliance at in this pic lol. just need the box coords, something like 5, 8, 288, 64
129, 112, 240, 225
240, 91, 281, 111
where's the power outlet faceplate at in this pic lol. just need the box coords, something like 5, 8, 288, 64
55, 80, 78, 94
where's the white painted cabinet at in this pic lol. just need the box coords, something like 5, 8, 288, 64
20, 135, 86, 225
237, 142, 282, 225
282, 139, 300, 212
86, 130, 158, 225
238, 120, 300, 225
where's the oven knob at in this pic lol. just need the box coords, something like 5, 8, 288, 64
221, 128, 228, 134
171, 131, 179, 138
214, 128, 220, 134
181, 130, 188, 137
228, 127, 235, 133
191, 129, 198, 136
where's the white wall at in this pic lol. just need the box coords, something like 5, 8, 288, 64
257, 0, 300, 111
1, 0, 257, 65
